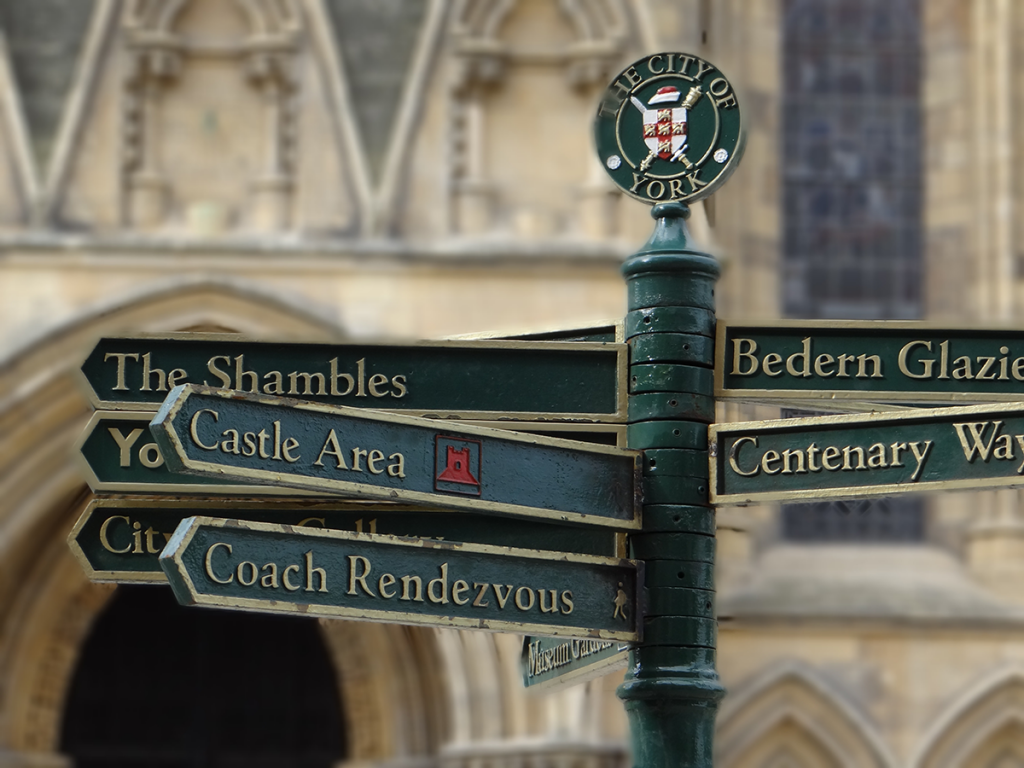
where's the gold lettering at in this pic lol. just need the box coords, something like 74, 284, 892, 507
204, 542, 234, 584
190, 409, 220, 450
762, 353, 783, 376
234, 355, 259, 393
379, 573, 397, 598
108, 427, 144, 467
140, 352, 166, 392
99, 515, 132, 554
391, 375, 408, 398
263, 370, 285, 394
282, 437, 300, 463
856, 354, 883, 378
814, 353, 835, 377
514, 587, 535, 611
352, 447, 367, 472
288, 371, 327, 396
368, 373, 389, 397
492, 584, 514, 609
647, 54, 665, 74
898, 341, 934, 379
400, 575, 423, 601
731, 339, 759, 375
472, 582, 490, 607
538, 589, 559, 613
786, 337, 812, 377
206, 356, 231, 387
236, 561, 258, 586
220, 429, 240, 455
821, 446, 841, 470
283, 564, 301, 591
388, 453, 406, 478
761, 450, 781, 475
781, 449, 806, 474
367, 449, 385, 474
261, 562, 279, 588
842, 446, 866, 470
560, 591, 574, 614
452, 580, 470, 606
728, 436, 760, 477
347, 555, 374, 595
427, 563, 449, 604
314, 430, 348, 468
104, 352, 139, 391
329, 357, 356, 396
305, 551, 327, 592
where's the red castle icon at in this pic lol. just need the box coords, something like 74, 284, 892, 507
437, 445, 478, 485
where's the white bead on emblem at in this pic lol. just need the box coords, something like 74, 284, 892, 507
606, 155, 622, 169
713, 148, 729, 163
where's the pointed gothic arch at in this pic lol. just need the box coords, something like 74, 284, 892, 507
716, 662, 896, 768
913, 667, 1024, 768
0, 281, 459, 764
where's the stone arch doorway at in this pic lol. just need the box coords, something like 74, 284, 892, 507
59, 585, 347, 768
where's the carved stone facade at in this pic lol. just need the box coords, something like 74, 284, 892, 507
0, 2, 1023, 768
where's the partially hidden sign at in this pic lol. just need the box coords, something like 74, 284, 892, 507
160, 516, 642, 641
521, 635, 630, 692
717, 321, 1024, 406
80, 334, 626, 422
711, 402, 1024, 505
150, 385, 642, 529
69, 499, 622, 584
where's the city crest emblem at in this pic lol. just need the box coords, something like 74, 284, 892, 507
594, 53, 743, 204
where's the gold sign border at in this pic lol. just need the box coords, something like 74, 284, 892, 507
710, 401, 1024, 505
78, 332, 629, 423
163, 515, 642, 642
156, 385, 643, 530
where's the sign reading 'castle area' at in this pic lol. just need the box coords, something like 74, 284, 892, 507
711, 403, 1024, 505
150, 385, 642, 529
69, 499, 622, 584
80, 334, 627, 421
716, 321, 1024, 404
160, 517, 641, 641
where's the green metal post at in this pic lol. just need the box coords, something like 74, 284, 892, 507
620, 201, 723, 767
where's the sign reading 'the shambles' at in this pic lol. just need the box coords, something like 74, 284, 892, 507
160, 517, 641, 641
716, 321, 1024, 405
79, 334, 627, 422
710, 403, 1024, 505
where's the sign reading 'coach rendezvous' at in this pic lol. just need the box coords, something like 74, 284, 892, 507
160, 517, 641, 641
717, 321, 1024, 405
80, 334, 626, 422
711, 403, 1024, 505
150, 385, 641, 529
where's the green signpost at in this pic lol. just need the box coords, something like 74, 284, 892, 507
79, 334, 627, 421
159, 516, 642, 641
69, 498, 622, 583
594, 51, 741, 768
149, 385, 642, 529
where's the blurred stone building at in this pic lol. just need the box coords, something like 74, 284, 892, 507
0, 1, 1020, 767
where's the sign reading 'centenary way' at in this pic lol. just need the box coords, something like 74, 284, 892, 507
520, 635, 629, 692
160, 517, 642, 641
80, 334, 626, 422
150, 385, 642, 529
69, 499, 622, 583
711, 403, 1024, 505
716, 321, 1024, 405
594, 53, 743, 205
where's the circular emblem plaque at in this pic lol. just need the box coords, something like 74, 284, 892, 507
594, 53, 743, 204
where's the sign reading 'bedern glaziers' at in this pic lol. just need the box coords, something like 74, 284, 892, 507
716, 321, 1024, 404
79, 334, 626, 421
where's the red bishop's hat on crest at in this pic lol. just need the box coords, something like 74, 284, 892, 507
648, 86, 681, 105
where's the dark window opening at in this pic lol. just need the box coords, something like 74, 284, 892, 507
61, 585, 346, 768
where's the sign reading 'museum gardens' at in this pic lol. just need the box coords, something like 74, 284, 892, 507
160, 516, 641, 641
711, 402, 1024, 505
150, 385, 642, 529
717, 321, 1024, 404
80, 334, 627, 421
